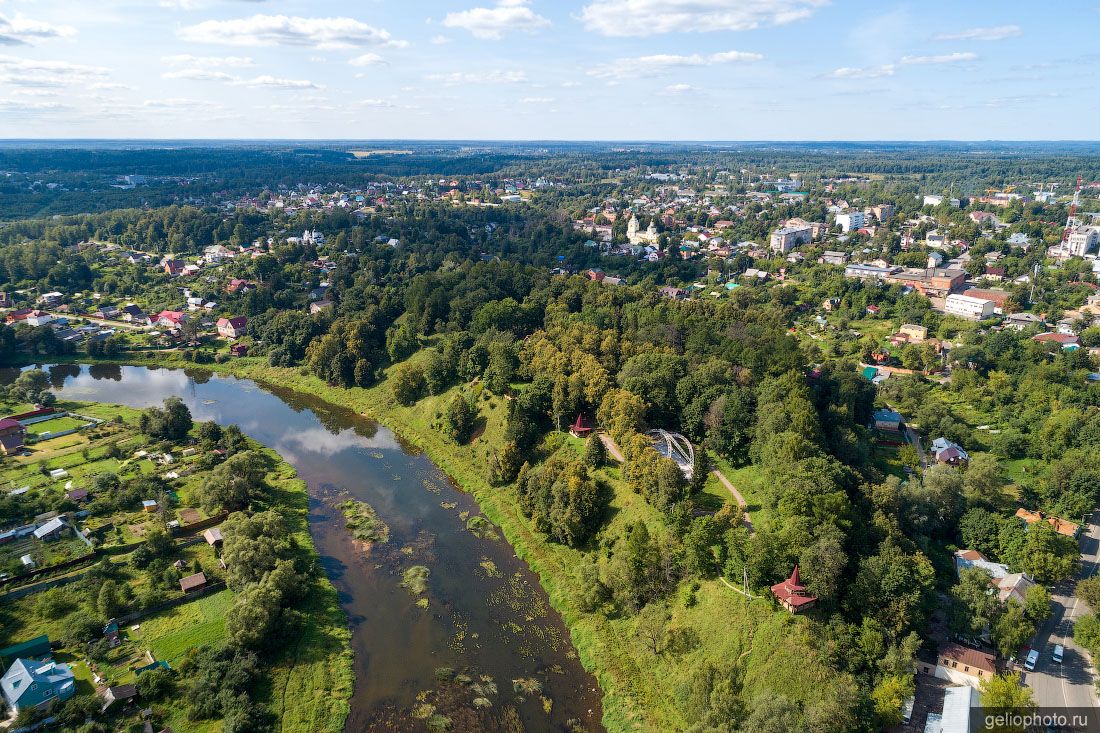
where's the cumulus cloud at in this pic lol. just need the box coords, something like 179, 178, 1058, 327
934, 25, 1021, 42
661, 83, 694, 95
348, 52, 386, 67
901, 52, 977, 65
162, 54, 255, 67
162, 68, 236, 81
828, 64, 895, 79
356, 98, 396, 108
588, 49, 761, 79
427, 69, 527, 84
231, 75, 322, 89
579, 0, 827, 37
442, 0, 550, 40
0, 13, 75, 46
0, 55, 107, 87
179, 14, 406, 49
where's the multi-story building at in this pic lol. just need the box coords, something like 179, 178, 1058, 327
1066, 225, 1100, 257
834, 211, 865, 233
769, 225, 812, 253
945, 293, 995, 320
885, 267, 967, 298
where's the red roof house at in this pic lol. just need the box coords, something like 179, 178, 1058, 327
216, 316, 247, 339
771, 565, 817, 613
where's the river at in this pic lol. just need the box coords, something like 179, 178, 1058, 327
3, 363, 602, 732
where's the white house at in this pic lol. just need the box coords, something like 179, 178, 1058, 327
835, 212, 865, 233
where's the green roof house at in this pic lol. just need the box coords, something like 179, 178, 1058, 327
1, 658, 75, 712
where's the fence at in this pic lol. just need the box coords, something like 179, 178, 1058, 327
114, 580, 228, 626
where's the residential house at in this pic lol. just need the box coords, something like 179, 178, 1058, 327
226, 278, 255, 294
202, 528, 223, 547
872, 408, 904, 432
0, 418, 26, 455
931, 437, 970, 465
163, 259, 185, 277
931, 643, 996, 688
658, 286, 687, 301
309, 300, 333, 315
1015, 508, 1080, 538
156, 311, 185, 329
121, 305, 149, 325
1004, 312, 1043, 331
771, 565, 817, 613
820, 250, 848, 266
569, 414, 594, 439
230, 343, 249, 358
1032, 332, 1080, 350
216, 316, 247, 339
25, 310, 54, 327
65, 488, 89, 503
769, 225, 812, 253
5, 308, 33, 324
0, 658, 75, 712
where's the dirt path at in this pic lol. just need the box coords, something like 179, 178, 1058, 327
711, 469, 754, 535
599, 432, 625, 462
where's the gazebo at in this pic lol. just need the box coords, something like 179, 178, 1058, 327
569, 414, 594, 438
770, 565, 817, 613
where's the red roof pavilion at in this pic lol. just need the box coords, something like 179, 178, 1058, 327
771, 565, 817, 613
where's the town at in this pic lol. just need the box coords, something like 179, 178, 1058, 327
1, 140, 1100, 733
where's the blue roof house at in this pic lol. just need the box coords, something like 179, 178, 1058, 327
1, 658, 75, 712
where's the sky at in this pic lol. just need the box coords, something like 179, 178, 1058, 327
0, 0, 1097, 140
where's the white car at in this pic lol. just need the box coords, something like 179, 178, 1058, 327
1024, 649, 1039, 671
1053, 644, 1064, 664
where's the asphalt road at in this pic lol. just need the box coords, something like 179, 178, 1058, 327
1023, 517, 1100, 710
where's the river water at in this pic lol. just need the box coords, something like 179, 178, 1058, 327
3, 363, 602, 732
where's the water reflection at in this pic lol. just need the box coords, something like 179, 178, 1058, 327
9, 364, 603, 732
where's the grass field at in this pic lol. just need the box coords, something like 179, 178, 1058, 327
134, 589, 233, 665
26, 415, 91, 438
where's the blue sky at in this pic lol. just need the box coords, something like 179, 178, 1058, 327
0, 0, 1096, 139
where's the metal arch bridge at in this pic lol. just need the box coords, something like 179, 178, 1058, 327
645, 429, 695, 479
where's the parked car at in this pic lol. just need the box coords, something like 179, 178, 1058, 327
1025, 649, 1039, 671
1053, 644, 1064, 664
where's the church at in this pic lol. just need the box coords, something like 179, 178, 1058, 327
627, 214, 660, 246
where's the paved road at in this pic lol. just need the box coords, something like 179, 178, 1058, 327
1024, 516, 1100, 710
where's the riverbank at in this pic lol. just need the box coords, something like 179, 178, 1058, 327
0, 389, 353, 733
31, 354, 844, 731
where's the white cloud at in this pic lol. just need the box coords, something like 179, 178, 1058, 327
0, 12, 76, 46
427, 69, 527, 84
162, 54, 255, 68
0, 55, 107, 87
179, 14, 406, 50
162, 68, 236, 81
588, 50, 761, 79
348, 52, 386, 67
934, 25, 1021, 42
430, 35, 450, 45
520, 96, 554, 103
579, 0, 827, 37
901, 52, 978, 65
0, 97, 70, 112
89, 81, 131, 91
661, 83, 694, 95
443, 0, 550, 40
142, 97, 220, 109
356, 98, 396, 108
231, 75, 323, 89
828, 64, 895, 79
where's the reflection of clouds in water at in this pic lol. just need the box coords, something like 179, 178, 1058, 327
58, 367, 193, 406
276, 426, 400, 459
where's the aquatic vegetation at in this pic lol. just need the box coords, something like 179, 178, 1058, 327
427, 714, 452, 732
466, 515, 500, 541
335, 499, 390, 544
440, 501, 457, 510
369, 451, 385, 459
479, 558, 502, 578
402, 565, 430, 595
512, 677, 543, 696
416, 597, 429, 609
421, 478, 442, 494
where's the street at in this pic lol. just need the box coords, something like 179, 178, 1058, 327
1023, 516, 1100, 710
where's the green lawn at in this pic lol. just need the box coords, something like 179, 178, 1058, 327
26, 415, 91, 438
133, 589, 233, 665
